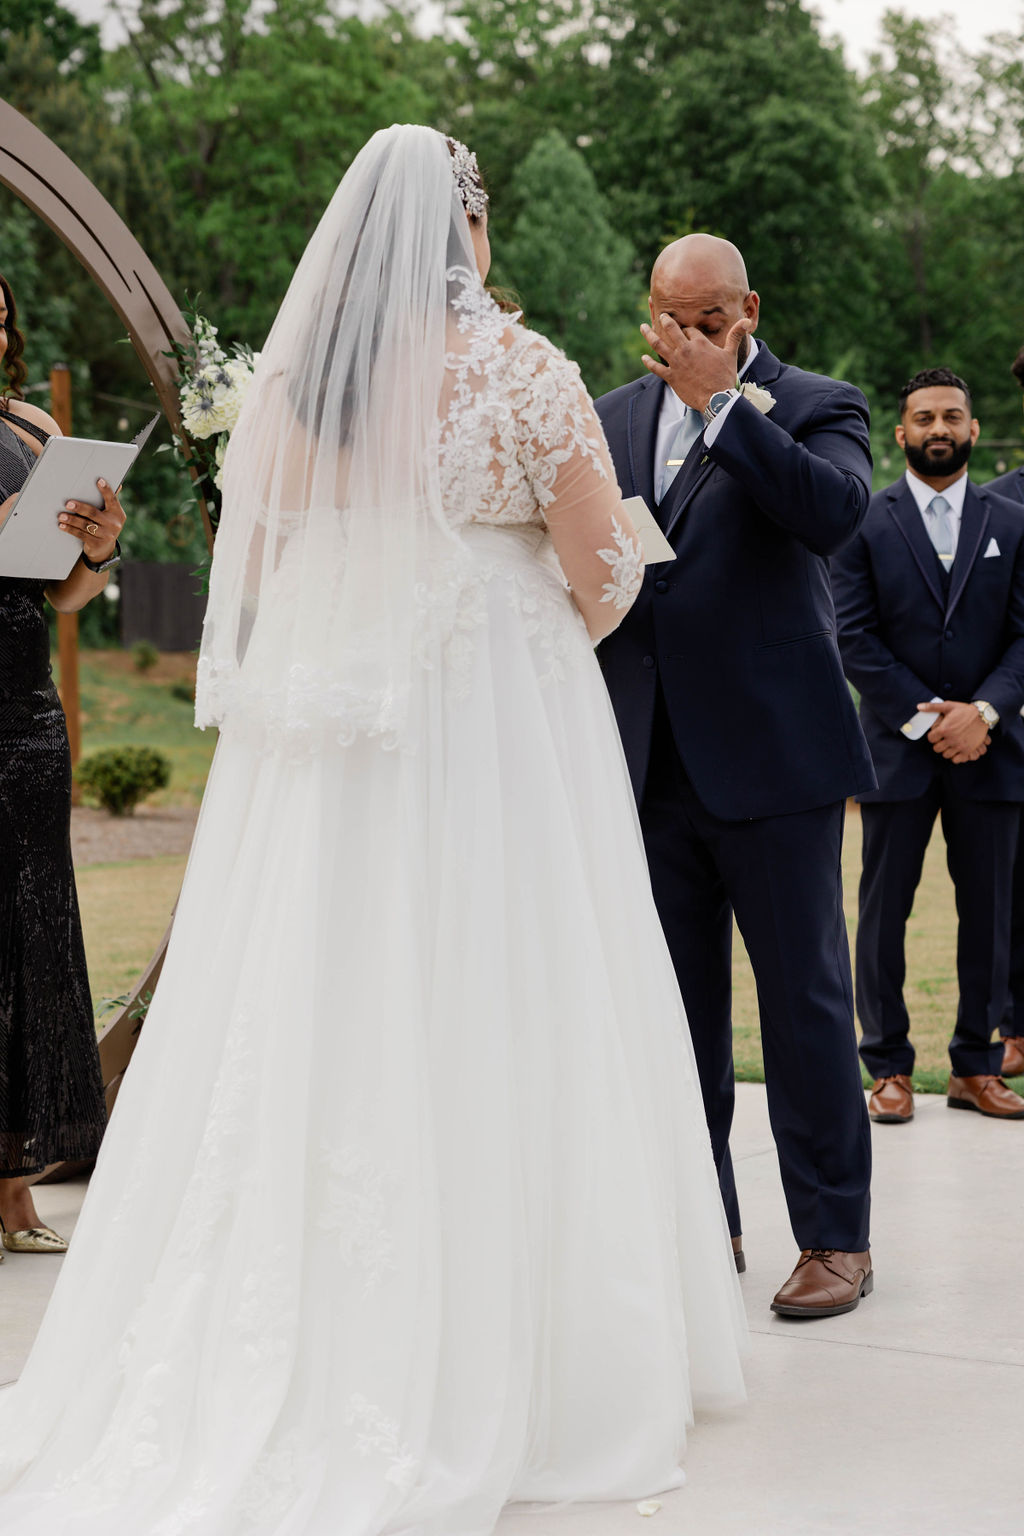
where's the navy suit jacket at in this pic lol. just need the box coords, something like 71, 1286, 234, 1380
595, 343, 876, 821
831, 478, 1024, 803
987, 463, 1024, 506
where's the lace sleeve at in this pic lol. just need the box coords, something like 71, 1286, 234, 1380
513, 336, 644, 640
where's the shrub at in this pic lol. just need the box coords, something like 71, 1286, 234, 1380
132, 639, 159, 672
169, 679, 194, 704
75, 746, 171, 816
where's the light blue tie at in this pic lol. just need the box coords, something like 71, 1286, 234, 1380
659, 408, 703, 501
924, 494, 955, 566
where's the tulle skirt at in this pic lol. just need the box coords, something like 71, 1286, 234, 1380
0, 523, 746, 1534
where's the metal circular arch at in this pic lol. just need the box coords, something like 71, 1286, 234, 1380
1, 97, 212, 1168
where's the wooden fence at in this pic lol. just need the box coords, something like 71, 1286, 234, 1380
119, 561, 207, 652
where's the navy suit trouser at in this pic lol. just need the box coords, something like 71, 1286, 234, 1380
639, 689, 872, 1252
857, 783, 1018, 1079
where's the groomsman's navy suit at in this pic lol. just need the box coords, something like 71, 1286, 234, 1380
596, 343, 876, 1253
831, 476, 1024, 1079
988, 462, 1024, 507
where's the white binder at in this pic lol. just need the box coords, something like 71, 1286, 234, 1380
0, 415, 159, 580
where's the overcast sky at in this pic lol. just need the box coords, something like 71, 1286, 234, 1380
63, 0, 1024, 66
813, 0, 1021, 63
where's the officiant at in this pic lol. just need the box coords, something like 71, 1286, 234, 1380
595, 234, 876, 1320
0, 270, 125, 1255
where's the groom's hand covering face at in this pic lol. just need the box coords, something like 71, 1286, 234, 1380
640, 233, 759, 413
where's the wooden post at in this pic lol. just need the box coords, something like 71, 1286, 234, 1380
49, 364, 81, 792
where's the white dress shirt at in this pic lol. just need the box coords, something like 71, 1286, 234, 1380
903, 465, 968, 558
898, 467, 970, 739
653, 337, 760, 489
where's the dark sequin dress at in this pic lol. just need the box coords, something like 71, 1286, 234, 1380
0, 408, 106, 1176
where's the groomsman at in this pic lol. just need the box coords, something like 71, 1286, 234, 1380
832, 367, 1024, 1124
988, 345, 1024, 1079
596, 234, 876, 1319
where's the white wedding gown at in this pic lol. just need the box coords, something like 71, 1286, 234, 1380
0, 317, 746, 1534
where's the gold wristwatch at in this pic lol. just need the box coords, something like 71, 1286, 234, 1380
973, 700, 999, 728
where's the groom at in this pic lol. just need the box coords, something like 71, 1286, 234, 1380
595, 234, 877, 1317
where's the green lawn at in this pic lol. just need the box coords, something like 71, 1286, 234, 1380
79, 856, 187, 1010
734, 807, 960, 1095
55, 649, 215, 808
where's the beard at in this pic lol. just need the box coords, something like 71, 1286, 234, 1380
736, 331, 751, 370
904, 436, 973, 478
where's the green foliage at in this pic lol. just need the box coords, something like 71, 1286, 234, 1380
0, 0, 102, 75
3, 0, 1023, 520
75, 745, 172, 816
61, 652, 216, 807
860, 10, 1024, 451
496, 131, 639, 394
109, 1, 438, 343
96, 988, 153, 1023
131, 639, 160, 673
0, 200, 74, 385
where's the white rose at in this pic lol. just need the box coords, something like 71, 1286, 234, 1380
738, 382, 775, 415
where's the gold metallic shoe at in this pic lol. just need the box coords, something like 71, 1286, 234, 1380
0, 1218, 68, 1253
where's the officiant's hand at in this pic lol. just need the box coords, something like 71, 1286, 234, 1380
640, 313, 754, 412
58, 478, 126, 564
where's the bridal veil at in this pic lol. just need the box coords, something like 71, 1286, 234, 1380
196, 123, 479, 749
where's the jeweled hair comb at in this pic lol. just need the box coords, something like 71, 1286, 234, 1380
446, 137, 489, 219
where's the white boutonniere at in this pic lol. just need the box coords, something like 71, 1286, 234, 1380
737, 381, 775, 414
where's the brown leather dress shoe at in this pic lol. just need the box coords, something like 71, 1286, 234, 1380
867, 1074, 914, 1122
770, 1249, 873, 1319
1002, 1037, 1024, 1078
731, 1234, 746, 1274
947, 1074, 1024, 1118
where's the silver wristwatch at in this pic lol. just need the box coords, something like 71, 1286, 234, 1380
973, 700, 999, 728
702, 388, 739, 427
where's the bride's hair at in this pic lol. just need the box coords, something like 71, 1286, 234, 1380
443, 136, 521, 317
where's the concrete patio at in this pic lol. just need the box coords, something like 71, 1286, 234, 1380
3, 1083, 1021, 1535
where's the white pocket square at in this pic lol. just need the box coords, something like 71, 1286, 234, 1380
984, 538, 1001, 558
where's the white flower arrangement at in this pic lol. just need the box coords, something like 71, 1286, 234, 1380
175, 311, 260, 489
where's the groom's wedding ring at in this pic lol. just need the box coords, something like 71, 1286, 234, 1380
86, 522, 99, 535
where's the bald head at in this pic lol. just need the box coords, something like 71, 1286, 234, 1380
648, 234, 758, 364
651, 234, 749, 296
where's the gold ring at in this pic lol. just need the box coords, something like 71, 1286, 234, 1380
86, 522, 99, 535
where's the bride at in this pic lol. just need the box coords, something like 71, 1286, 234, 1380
0, 125, 745, 1534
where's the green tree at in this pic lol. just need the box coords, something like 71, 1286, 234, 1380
440, 0, 884, 379
496, 129, 640, 395
0, 200, 73, 387
108, 0, 440, 342
0, 0, 102, 74
861, 10, 1024, 455
861, 12, 970, 363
